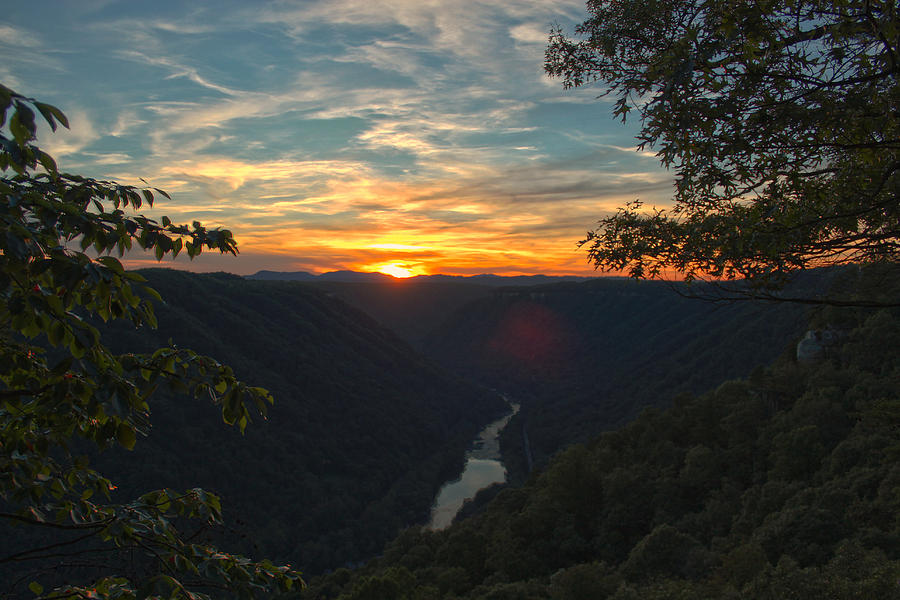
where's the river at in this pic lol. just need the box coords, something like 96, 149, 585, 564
427, 401, 519, 530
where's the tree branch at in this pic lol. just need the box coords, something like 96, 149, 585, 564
0, 530, 101, 563
0, 512, 110, 530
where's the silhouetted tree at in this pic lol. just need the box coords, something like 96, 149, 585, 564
0, 84, 300, 599
547, 0, 899, 294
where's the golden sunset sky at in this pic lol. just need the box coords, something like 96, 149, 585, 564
4, 0, 673, 277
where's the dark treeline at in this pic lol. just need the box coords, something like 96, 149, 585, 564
304, 270, 900, 599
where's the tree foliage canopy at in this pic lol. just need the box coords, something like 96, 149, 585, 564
546, 0, 899, 286
0, 85, 302, 598
308, 299, 900, 599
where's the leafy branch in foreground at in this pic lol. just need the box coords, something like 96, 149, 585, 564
547, 0, 899, 292
0, 84, 302, 598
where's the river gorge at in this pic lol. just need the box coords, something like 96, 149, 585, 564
427, 401, 519, 529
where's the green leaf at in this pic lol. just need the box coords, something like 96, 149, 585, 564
98, 256, 125, 274
36, 101, 68, 128
37, 150, 57, 175
9, 111, 29, 145
28, 581, 43, 596
116, 422, 136, 450
48, 320, 65, 346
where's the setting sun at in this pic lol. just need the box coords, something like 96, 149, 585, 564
375, 263, 418, 278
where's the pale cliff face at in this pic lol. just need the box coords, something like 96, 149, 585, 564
797, 328, 845, 362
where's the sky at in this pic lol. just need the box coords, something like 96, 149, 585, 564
3, 0, 673, 277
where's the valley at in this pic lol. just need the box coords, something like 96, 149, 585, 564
4, 2, 896, 597
5, 265, 896, 600
89, 270, 813, 575
303, 265, 900, 599
65, 269, 511, 575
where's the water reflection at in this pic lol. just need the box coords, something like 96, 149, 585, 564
427, 402, 518, 530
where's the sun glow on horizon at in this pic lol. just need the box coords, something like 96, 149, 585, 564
369, 262, 428, 278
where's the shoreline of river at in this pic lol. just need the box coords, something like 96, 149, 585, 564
426, 400, 519, 530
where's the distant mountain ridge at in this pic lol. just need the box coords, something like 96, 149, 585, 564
248, 269, 390, 282
247, 269, 598, 286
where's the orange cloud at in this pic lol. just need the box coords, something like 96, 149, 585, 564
109, 148, 672, 278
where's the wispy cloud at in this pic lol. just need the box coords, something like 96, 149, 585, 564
116, 50, 241, 97
0, 24, 42, 47
40, 109, 100, 159
6, 0, 673, 276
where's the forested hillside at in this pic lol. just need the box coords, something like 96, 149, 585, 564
87, 269, 507, 574
247, 272, 594, 348
243, 272, 822, 482
424, 277, 812, 478
306, 289, 900, 599
287, 278, 495, 347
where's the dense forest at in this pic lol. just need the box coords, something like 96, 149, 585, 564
423, 276, 820, 479
303, 268, 900, 599
0, 268, 507, 587
3, 0, 896, 595
249, 272, 820, 481
2, 267, 842, 593
97, 269, 511, 573
5, 261, 896, 597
